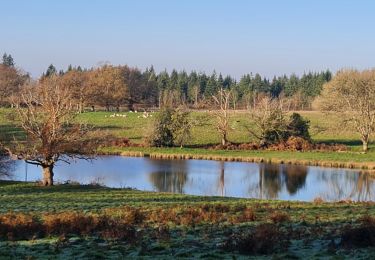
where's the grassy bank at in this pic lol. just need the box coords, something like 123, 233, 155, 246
1, 182, 375, 258
101, 146, 375, 171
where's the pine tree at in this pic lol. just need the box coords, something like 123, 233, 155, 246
204, 71, 218, 97
45, 64, 57, 77
2, 53, 15, 67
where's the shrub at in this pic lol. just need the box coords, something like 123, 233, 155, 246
284, 136, 312, 151
234, 207, 256, 222
269, 211, 290, 224
147, 107, 193, 147
340, 225, 375, 248
287, 113, 311, 141
147, 108, 174, 147
340, 215, 375, 248
43, 212, 97, 236
313, 197, 325, 204
0, 213, 43, 240
222, 224, 288, 255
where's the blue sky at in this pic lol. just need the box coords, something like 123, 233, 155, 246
2, 0, 375, 78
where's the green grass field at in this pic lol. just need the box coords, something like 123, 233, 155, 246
1, 181, 375, 258
75, 110, 364, 147
0, 108, 368, 147
1, 108, 374, 169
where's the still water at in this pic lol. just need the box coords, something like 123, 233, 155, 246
3, 156, 375, 202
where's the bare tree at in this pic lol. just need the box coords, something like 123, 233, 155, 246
316, 69, 375, 152
247, 96, 287, 146
212, 88, 232, 146
6, 76, 94, 186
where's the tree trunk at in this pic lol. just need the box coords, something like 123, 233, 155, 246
362, 138, 369, 152
128, 100, 134, 111
221, 134, 227, 146
42, 165, 54, 186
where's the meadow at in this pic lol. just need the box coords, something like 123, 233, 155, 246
0, 181, 375, 258
76, 110, 363, 147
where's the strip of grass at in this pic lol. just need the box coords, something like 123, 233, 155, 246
1, 182, 375, 258
100, 146, 375, 170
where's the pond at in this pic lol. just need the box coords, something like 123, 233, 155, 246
2, 156, 375, 202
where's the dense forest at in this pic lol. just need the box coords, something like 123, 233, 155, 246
0, 53, 331, 111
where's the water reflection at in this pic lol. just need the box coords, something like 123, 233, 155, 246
6, 156, 375, 202
316, 168, 375, 201
283, 165, 307, 195
0, 156, 15, 180
148, 159, 188, 193
250, 164, 308, 199
219, 162, 225, 196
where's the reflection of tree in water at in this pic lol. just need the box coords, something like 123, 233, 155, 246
314, 169, 375, 201
315, 169, 347, 200
348, 172, 374, 201
148, 159, 188, 193
218, 162, 225, 196
0, 157, 15, 180
259, 164, 282, 199
282, 165, 308, 195
258, 164, 308, 199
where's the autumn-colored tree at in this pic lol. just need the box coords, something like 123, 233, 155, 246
87, 65, 129, 111
6, 76, 93, 186
60, 69, 89, 113
316, 69, 375, 152
0, 64, 29, 106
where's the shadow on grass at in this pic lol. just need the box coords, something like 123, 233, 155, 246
316, 139, 363, 147
87, 125, 131, 131
0, 124, 25, 142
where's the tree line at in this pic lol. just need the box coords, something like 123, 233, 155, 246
0, 53, 331, 111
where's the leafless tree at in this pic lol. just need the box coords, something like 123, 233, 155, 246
212, 88, 232, 146
247, 96, 287, 146
6, 76, 94, 186
316, 69, 375, 152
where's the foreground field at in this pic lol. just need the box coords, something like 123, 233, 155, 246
1, 182, 375, 258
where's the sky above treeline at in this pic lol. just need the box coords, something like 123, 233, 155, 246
2, 0, 375, 79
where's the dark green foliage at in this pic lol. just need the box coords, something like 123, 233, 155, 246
45, 64, 57, 77
1, 53, 14, 67
287, 113, 311, 141
263, 113, 311, 145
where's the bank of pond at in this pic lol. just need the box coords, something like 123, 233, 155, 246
2, 156, 374, 202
